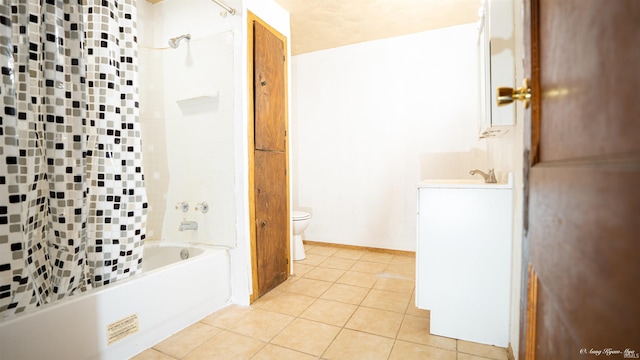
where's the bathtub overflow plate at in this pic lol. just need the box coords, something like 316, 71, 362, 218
180, 248, 189, 260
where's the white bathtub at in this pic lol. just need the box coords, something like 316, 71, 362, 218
0, 241, 231, 360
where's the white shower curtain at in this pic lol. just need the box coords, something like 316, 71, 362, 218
0, 0, 147, 318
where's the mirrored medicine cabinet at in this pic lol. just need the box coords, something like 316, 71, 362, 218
478, 0, 516, 138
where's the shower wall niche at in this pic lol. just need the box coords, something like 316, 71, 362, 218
138, 0, 239, 249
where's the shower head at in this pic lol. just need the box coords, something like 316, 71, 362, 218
168, 34, 191, 49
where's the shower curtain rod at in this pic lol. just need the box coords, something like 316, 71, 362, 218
212, 0, 236, 15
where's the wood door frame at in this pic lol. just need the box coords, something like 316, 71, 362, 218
520, 0, 541, 358
247, 11, 290, 303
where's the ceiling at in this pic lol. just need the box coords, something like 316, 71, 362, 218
272, 0, 481, 55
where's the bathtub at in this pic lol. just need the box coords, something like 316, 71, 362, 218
0, 241, 231, 360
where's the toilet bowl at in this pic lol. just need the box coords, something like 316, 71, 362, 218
292, 210, 311, 260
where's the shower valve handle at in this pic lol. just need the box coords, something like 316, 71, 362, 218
175, 201, 189, 212
195, 202, 209, 214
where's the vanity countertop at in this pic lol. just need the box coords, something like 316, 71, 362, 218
417, 173, 513, 189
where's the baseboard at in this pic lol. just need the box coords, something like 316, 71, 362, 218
302, 240, 415, 257
508, 343, 516, 360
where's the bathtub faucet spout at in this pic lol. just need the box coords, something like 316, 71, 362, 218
178, 220, 198, 231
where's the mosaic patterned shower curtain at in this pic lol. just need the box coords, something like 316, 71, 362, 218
0, 0, 147, 318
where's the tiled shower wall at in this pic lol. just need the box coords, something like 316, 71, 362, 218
137, 0, 240, 248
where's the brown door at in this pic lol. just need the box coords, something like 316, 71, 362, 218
250, 15, 289, 298
254, 20, 286, 152
521, 1, 640, 358
254, 151, 288, 295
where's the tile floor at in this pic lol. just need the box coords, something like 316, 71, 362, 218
132, 243, 509, 360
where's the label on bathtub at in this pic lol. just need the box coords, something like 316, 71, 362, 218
107, 314, 139, 345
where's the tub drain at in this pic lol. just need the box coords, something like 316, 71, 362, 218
180, 248, 189, 260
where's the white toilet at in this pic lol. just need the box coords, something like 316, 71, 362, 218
292, 210, 311, 260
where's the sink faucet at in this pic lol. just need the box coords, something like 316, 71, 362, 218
178, 220, 198, 231
469, 169, 497, 183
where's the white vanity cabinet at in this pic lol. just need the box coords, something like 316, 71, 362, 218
415, 178, 513, 347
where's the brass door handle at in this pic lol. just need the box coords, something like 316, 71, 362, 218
497, 78, 531, 108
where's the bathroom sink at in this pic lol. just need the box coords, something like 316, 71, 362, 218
417, 173, 513, 189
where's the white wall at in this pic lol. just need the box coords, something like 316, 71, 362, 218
291, 24, 486, 251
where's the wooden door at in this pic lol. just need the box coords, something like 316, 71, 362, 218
249, 14, 289, 299
254, 151, 288, 295
521, 1, 640, 358
254, 21, 286, 152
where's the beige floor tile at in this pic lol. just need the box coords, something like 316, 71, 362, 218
251, 287, 285, 309
458, 353, 499, 360
361, 289, 411, 313
345, 306, 404, 338
295, 253, 328, 266
320, 283, 370, 305
397, 315, 456, 351
373, 277, 415, 294
299, 298, 357, 327
250, 278, 292, 305
383, 263, 415, 280
153, 322, 220, 358
267, 275, 300, 294
200, 305, 254, 329
284, 277, 333, 297
336, 270, 378, 288
389, 340, 457, 360
293, 262, 315, 277
323, 329, 394, 360
227, 308, 294, 342
251, 344, 318, 360
257, 291, 316, 316
138, 247, 511, 360
359, 252, 394, 264
350, 260, 387, 274
183, 330, 265, 360
318, 256, 356, 270
332, 248, 365, 260
271, 318, 341, 356
131, 349, 176, 360
405, 300, 431, 318
389, 254, 416, 265
305, 245, 338, 256
458, 340, 509, 360
274, 276, 297, 291
302, 266, 345, 282
280, 274, 302, 286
